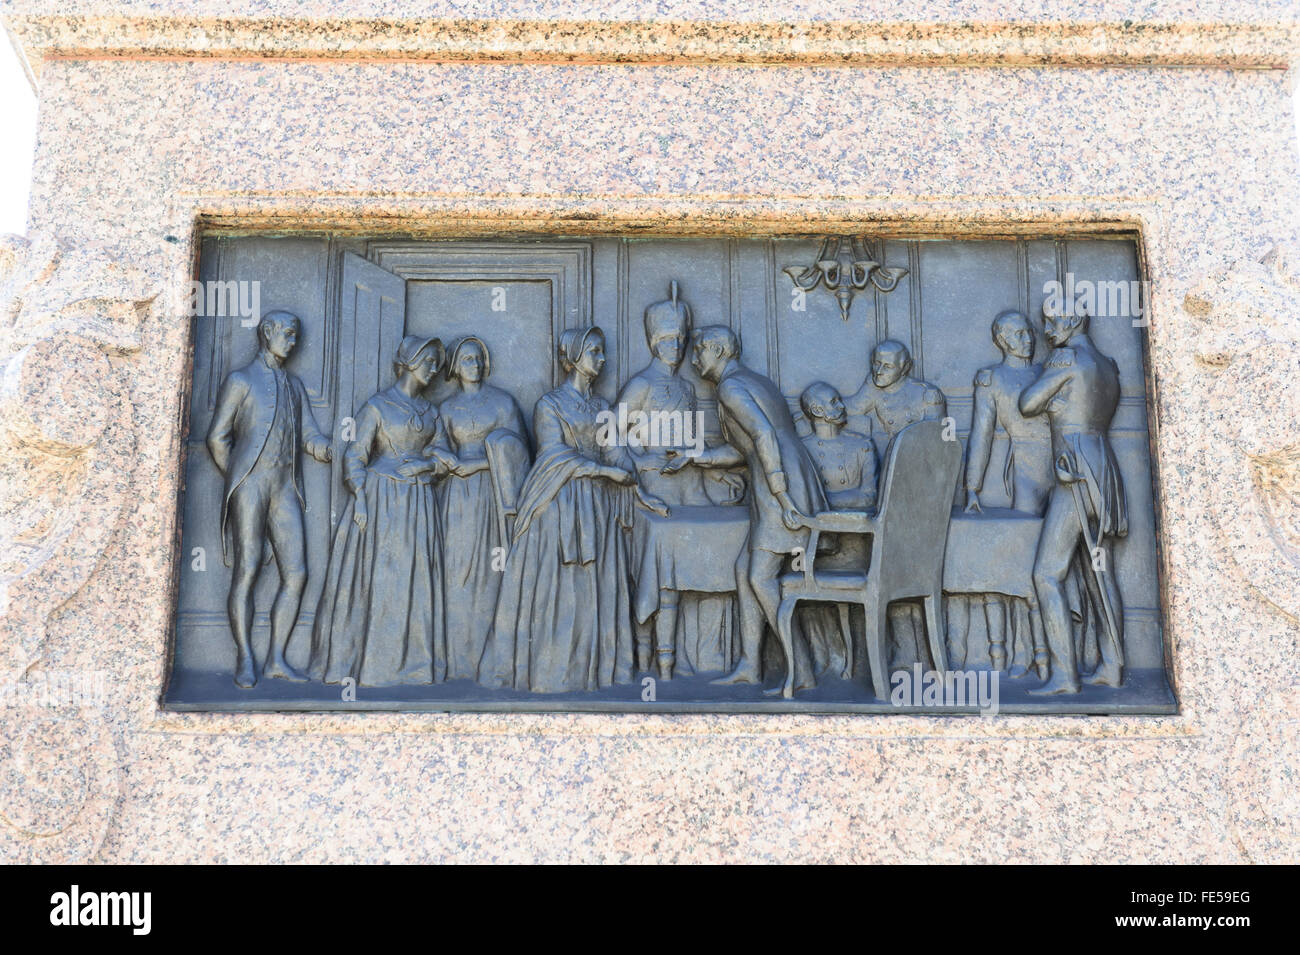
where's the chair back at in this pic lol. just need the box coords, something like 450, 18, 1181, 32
871, 420, 961, 600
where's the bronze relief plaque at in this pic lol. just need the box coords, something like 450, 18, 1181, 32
165, 233, 1174, 713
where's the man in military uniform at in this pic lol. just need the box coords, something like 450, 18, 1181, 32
965, 311, 1054, 517
798, 381, 877, 677
207, 310, 333, 688
618, 282, 735, 679
845, 339, 946, 668
956, 310, 1054, 676
664, 326, 828, 693
800, 380, 878, 511
1019, 300, 1127, 694
845, 339, 947, 440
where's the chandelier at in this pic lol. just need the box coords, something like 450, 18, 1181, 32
784, 236, 909, 321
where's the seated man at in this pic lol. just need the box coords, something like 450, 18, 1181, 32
798, 381, 878, 677
800, 381, 878, 511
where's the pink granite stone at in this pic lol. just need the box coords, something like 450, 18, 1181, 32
0, 2, 1295, 862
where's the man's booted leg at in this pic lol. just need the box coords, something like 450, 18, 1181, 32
986, 596, 1012, 674
713, 543, 765, 685
1083, 541, 1125, 687
746, 549, 816, 695
1030, 490, 1082, 695
655, 590, 679, 680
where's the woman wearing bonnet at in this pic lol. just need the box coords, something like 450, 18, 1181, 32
309, 335, 450, 687
480, 326, 668, 692
433, 335, 530, 682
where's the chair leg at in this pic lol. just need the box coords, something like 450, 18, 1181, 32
863, 591, 890, 701
924, 591, 948, 674
775, 597, 798, 699
836, 603, 854, 680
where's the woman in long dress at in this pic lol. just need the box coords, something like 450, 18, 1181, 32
479, 326, 667, 693
434, 336, 530, 681
309, 335, 449, 686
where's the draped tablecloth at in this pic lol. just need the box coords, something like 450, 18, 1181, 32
942, 508, 1043, 598
632, 505, 751, 625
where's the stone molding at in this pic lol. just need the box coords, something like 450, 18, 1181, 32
3, 3, 1300, 80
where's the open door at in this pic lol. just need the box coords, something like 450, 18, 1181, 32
330, 252, 407, 527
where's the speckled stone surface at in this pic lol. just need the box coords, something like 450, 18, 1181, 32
0, 2, 1297, 862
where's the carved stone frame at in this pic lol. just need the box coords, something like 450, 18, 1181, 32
150, 192, 1180, 734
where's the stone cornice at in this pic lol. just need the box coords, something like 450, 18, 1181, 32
3, 4, 1299, 85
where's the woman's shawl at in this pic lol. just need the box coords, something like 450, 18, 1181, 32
510, 389, 633, 564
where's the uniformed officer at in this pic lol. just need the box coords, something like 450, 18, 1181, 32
957, 310, 1054, 676
1020, 300, 1128, 694
845, 339, 947, 669
845, 339, 947, 440
618, 282, 733, 680
965, 311, 1054, 517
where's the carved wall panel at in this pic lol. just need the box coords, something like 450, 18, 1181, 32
167, 233, 1172, 713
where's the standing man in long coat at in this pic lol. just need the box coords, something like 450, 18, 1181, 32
1020, 300, 1127, 694
664, 325, 827, 693
207, 310, 332, 687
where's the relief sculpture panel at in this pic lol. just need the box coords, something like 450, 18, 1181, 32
165, 234, 1174, 713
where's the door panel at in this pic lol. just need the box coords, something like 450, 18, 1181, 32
332, 251, 407, 526
405, 277, 556, 416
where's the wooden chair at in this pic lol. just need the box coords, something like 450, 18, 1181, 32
775, 419, 962, 699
